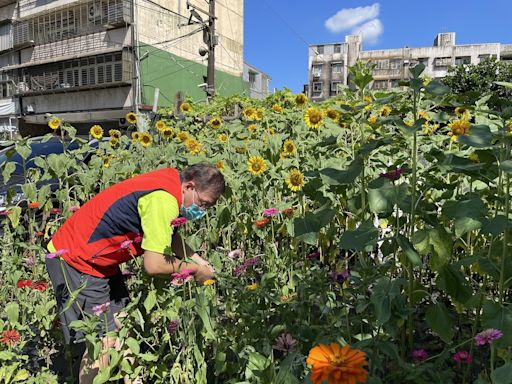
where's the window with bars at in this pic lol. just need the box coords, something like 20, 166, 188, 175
330, 62, 343, 74
13, 0, 131, 47
17, 51, 130, 94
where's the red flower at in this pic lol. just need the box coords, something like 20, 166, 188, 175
31, 281, 49, 292
254, 218, 269, 228
1, 329, 20, 346
35, 231, 44, 237
281, 207, 295, 216
28, 202, 40, 209
50, 208, 62, 215
17, 279, 33, 289
171, 217, 188, 227
0, 210, 11, 216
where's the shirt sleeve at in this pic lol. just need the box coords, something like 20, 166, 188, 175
137, 190, 180, 254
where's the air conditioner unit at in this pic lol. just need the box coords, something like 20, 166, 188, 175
88, 3, 103, 21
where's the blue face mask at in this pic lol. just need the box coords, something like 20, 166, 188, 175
180, 190, 206, 221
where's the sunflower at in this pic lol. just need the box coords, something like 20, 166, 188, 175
339, 122, 348, 129
368, 116, 378, 125
162, 128, 174, 139
282, 139, 297, 156
218, 133, 229, 143
295, 93, 308, 106
455, 107, 471, 120
448, 119, 471, 137
266, 127, 275, 135
126, 112, 137, 124
363, 95, 373, 103
272, 104, 283, 113
176, 131, 189, 142
247, 283, 258, 290
103, 155, 112, 168
48, 117, 61, 130
185, 138, 202, 154
139, 132, 153, 147
131, 132, 140, 143
209, 116, 223, 129
285, 168, 305, 192
419, 111, 430, 121
326, 109, 340, 120
243, 107, 257, 120
90, 125, 103, 139
306, 343, 368, 384
304, 108, 324, 129
216, 160, 225, 171
109, 129, 121, 139
180, 102, 191, 113
247, 156, 267, 175
236, 146, 247, 154
155, 120, 166, 131
109, 137, 119, 148
379, 105, 392, 117
255, 109, 263, 121
247, 124, 257, 132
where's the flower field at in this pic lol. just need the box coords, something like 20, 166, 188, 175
1, 64, 512, 383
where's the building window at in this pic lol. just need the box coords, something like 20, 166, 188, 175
334, 44, 341, 53
478, 54, 490, 63
455, 56, 471, 65
389, 59, 401, 69
390, 79, 400, 88
312, 82, 323, 92
248, 72, 257, 88
331, 81, 341, 95
372, 80, 388, 90
331, 62, 343, 74
418, 57, 429, 67
316, 45, 324, 54
434, 57, 452, 67
312, 64, 323, 77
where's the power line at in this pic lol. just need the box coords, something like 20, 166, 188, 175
139, 0, 188, 21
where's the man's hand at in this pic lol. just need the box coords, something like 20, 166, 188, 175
190, 254, 215, 283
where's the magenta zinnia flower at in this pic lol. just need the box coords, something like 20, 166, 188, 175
168, 320, 179, 334
379, 168, 404, 181
411, 349, 428, 362
272, 333, 298, 354
228, 249, 244, 259
453, 350, 472, 364
133, 234, 143, 243
69, 206, 80, 213
120, 240, 133, 249
92, 302, 111, 316
46, 249, 68, 259
263, 207, 279, 217
475, 328, 503, 346
171, 217, 187, 227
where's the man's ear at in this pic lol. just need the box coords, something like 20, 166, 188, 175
183, 181, 196, 190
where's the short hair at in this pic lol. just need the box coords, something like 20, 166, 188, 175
182, 163, 226, 197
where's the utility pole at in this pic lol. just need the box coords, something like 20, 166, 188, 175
205, 0, 216, 101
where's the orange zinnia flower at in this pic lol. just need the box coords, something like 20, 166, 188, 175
28, 202, 40, 209
254, 218, 269, 228
307, 343, 368, 384
1, 329, 21, 346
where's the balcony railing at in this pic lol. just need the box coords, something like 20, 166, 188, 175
13, 0, 132, 48
14, 50, 132, 95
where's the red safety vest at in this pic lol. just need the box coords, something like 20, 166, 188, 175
51, 168, 182, 277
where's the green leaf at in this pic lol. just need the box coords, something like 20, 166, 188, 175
500, 160, 512, 174
495, 81, 512, 89
397, 234, 422, 266
436, 264, 473, 304
195, 290, 216, 341
481, 301, 512, 348
12, 369, 29, 382
319, 156, 363, 185
125, 337, 140, 356
339, 220, 379, 252
426, 302, 454, 343
409, 63, 425, 79
1, 161, 16, 183
481, 216, 512, 235
5, 302, 19, 324
139, 353, 158, 362
293, 212, 321, 245
7, 206, 22, 229
457, 125, 492, 148
428, 227, 453, 271
143, 290, 157, 313
423, 80, 451, 96
15, 142, 32, 160
368, 178, 407, 213
491, 362, 512, 384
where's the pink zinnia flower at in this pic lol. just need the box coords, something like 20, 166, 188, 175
120, 240, 133, 249
263, 207, 279, 217
50, 208, 62, 215
168, 320, 179, 334
228, 249, 244, 259
380, 168, 404, 181
272, 333, 298, 354
92, 302, 111, 316
46, 249, 68, 259
171, 217, 187, 227
411, 349, 428, 362
25, 256, 35, 266
133, 234, 143, 243
69, 206, 80, 213
475, 328, 503, 346
453, 350, 472, 364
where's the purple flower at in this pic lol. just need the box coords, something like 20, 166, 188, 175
411, 349, 428, 362
475, 328, 503, 346
168, 320, 179, 334
133, 234, 143, 243
122, 269, 134, 279
92, 302, 111, 316
453, 350, 472, 364
46, 249, 68, 259
120, 240, 133, 249
244, 257, 261, 267
234, 264, 248, 276
228, 249, 244, 259
25, 256, 35, 267
263, 208, 279, 217
171, 217, 187, 227
272, 333, 298, 354
330, 268, 351, 283
306, 251, 320, 260
380, 168, 404, 181
69, 206, 80, 213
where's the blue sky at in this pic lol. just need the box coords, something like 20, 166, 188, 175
244, 0, 512, 93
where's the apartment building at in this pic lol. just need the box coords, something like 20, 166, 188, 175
307, 32, 512, 100
0, 0, 248, 136
243, 62, 271, 99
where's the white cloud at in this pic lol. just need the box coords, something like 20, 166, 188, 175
324, 3, 380, 33
351, 19, 383, 44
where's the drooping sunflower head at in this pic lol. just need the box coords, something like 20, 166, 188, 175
247, 124, 257, 132
162, 128, 174, 139
379, 105, 392, 117
419, 111, 430, 121
176, 131, 189, 142
218, 133, 229, 143
109, 129, 121, 139
304, 108, 324, 129
126, 112, 137, 125
455, 106, 471, 120
185, 138, 202, 154
209, 116, 223, 129
139, 132, 153, 147
282, 139, 296, 156
272, 104, 283, 113
109, 137, 119, 148
247, 156, 267, 176
243, 107, 257, 121
295, 93, 308, 106
48, 117, 61, 130
285, 168, 305, 192
180, 102, 191, 113
448, 119, 471, 137
131, 131, 140, 143
155, 120, 167, 131
326, 108, 340, 120
216, 160, 225, 171
103, 155, 112, 168
90, 125, 103, 139
255, 109, 263, 121
266, 127, 275, 135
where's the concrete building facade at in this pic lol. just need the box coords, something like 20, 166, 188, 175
0, 0, 249, 136
307, 33, 512, 101
242, 61, 271, 99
